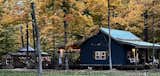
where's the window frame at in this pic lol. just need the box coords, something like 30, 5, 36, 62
94, 51, 107, 60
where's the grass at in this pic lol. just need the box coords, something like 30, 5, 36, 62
0, 70, 36, 76
0, 69, 160, 76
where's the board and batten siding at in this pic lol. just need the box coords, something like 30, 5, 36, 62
80, 32, 127, 65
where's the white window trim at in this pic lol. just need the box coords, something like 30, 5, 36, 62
95, 51, 107, 60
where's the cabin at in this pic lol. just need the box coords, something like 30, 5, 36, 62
80, 27, 160, 67
1, 45, 50, 69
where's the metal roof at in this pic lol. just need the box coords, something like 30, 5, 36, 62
120, 40, 160, 49
100, 27, 160, 49
9, 52, 49, 56
100, 28, 141, 41
19, 45, 35, 52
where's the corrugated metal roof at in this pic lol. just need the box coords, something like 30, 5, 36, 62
100, 28, 140, 41
100, 27, 160, 49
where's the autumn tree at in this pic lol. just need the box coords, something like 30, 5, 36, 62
0, 0, 160, 57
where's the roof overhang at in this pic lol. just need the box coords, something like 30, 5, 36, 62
118, 40, 160, 49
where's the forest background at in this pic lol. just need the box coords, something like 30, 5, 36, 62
0, 0, 160, 60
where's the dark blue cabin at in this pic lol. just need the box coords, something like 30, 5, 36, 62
80, 27, 160, 66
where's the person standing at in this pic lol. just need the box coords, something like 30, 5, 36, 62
58, 49, 63, 69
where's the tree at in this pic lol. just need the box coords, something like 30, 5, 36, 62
0, 0, 160, 58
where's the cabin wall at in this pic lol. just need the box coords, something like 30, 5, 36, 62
111, 41, 126, 65
80, 32, 127, 65
80, 32, 107, 64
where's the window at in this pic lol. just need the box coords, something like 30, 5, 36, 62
91, 42, 101, 46
95, 51, 107, 60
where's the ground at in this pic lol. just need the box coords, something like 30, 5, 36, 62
0, 69, 160, 76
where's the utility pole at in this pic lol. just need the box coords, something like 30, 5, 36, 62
31, 2, 42, 76
107, 0, 112, 70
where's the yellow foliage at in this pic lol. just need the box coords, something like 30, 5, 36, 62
0, 14, 18, 24
75, 1, 85, 12
41, 25, 54, 34
0, 0, 160, 51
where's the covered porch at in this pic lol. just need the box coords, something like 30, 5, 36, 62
120, 40, 160, 65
